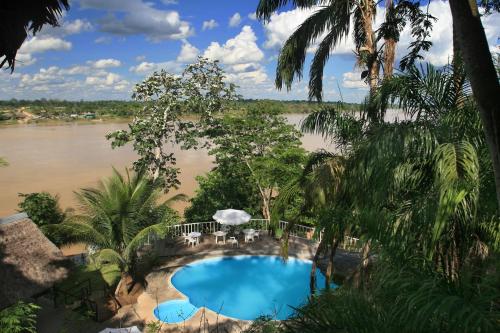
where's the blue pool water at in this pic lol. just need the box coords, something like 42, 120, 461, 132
156, 255, 334, 321
153, 299, 198, 323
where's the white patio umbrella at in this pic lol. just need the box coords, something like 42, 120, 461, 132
213, 209, 251, 225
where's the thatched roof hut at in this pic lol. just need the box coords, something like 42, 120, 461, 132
0, 213, 69, 309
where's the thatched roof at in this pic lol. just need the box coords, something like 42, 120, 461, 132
0, 213, 69, 309
0, 1, 69, 71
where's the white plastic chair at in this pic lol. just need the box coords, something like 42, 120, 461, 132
253, 230, 261, 240
187, 236, 199, 247
244, 232, 255, 243
182, 232, 190, 244
228, 236, 238, 248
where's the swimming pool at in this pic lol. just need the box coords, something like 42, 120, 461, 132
154, 255, 334, 321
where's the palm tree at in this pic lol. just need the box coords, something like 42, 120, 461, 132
256, 0, 378, 101
50, 169, 181, 297
383, 0, 396, 78
276, 151, 351, 294
0, 0, 69, 71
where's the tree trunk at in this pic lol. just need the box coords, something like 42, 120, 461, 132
325, 238, 340, 290
362, 0, 380, 122
153, 146, 161, 181
114, 272, 133, 297
383, 0, 396, 79
310, 238, 326, 296
262, 196, 271, 220
360, 239, 372, 287
448, 0, 500, 209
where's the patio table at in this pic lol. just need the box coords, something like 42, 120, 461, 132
188, 232, 201, 238
243, 228, 255, 242
213, 231, 227, 244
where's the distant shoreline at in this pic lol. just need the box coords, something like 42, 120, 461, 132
0, 99, 362, 126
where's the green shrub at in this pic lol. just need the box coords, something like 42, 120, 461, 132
0, 301, 40, 333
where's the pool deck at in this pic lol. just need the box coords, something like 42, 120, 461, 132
104, 234, 361, 333
35, 234, 360, 333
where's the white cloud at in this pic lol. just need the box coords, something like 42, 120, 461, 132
202, 19, 218, 31
19, 37, 71, 54
10, 63, 132, 99
85, 72, 122, 86
14, 53, 37, 67
135, 55, 146, 62
177, 41, 199, 63
79, 0, 193, 41
15, 36, 72, 67
129, 61, 178, 74
59, 19, 93, 35
88, 58, 122, 69
40, 18, 93, 37
342, 71, 368, 89
204, 26, 264, 65
94, 36, 111, 44
248, 13, 257, 20
203, 26, 268, 85
229, 13, 242, 27
161, 0, 178, 4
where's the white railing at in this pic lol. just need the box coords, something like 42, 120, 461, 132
278, 220, 361, 251
150, 218, 361, 252
155, 219, 270, 240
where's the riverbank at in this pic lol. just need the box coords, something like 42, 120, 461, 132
0, 115, 335, 217
0, 99, 361, 126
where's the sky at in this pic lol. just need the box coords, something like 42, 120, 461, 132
0, 0, 498, 102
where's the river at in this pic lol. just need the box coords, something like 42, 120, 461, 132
0, 114, 336, 217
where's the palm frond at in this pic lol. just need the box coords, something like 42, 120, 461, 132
300, 106, 364, 147
0, 0, 69, 71
124, 223, 169, 260
94, 248, 126, 270
256, 0, 319, 22
48, 220, 109, 248
276, 3, 346, 91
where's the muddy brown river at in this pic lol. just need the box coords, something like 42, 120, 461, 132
0, 114, 335, 217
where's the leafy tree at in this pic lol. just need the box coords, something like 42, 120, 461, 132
184, 166, 261, 222
17, 191, 65, 245
0, 301, 40, 333
107, 58, 239, 190
269, 64, 500, 332
49, 169, 180, 296
447, 0, 500, 207
18, 192, 65, 227
207, 103, 307, 219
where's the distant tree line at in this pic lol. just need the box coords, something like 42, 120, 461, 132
0, 98, 363, 121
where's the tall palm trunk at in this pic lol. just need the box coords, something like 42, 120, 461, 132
383, 0, 396, 79
361, 0, 380, 122
325, 238, 340, 290
448, 0, 500, 209
363, 0, 379, 93
310, 237, 326, 296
